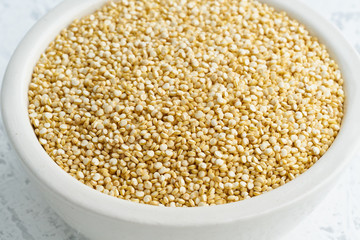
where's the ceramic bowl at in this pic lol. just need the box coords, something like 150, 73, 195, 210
2, 0, 360, 239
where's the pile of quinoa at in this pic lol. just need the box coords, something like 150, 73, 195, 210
28, 0, 344, 207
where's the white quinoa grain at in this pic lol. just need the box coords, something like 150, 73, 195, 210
159, 144, 168, 151
92, 173, 101, 181
91, 158, 99, 166
195, 111, 204, 119
312, 147, 320, 155
77, 171, 85, 179
147, 150, 155, 157
135, 191, 145, 198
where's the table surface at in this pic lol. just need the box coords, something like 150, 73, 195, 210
1, 0, 360, 239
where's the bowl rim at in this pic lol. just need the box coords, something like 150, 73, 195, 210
2, 0, 360, 226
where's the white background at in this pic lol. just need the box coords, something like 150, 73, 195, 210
0, 0, 360, 239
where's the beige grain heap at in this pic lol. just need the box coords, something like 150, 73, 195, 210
28, 0, 344, 207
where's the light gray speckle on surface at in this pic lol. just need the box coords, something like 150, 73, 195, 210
0, 0, 360, 239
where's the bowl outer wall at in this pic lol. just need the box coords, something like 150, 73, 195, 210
1, 0, 360, 229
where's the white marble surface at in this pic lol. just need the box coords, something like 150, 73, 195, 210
0, 0, 360, 239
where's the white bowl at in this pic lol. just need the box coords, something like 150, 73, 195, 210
2, 0, 360, 239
